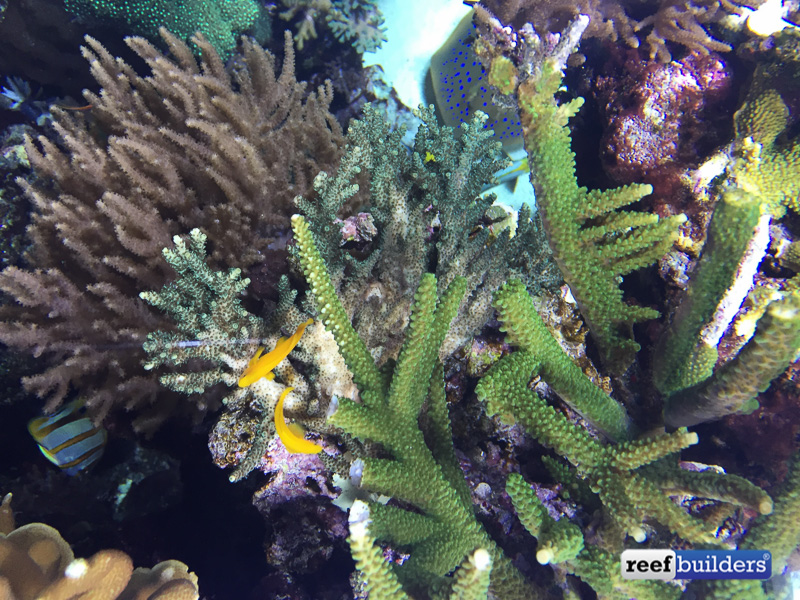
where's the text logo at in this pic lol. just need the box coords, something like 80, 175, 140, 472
621, 549, 771, 580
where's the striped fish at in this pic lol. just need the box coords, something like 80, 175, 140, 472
27, 399, 107, 475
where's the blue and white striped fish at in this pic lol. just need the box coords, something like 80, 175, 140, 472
27, 399, 107, 475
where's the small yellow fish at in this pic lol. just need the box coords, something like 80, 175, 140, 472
238, 319, 313, 388
274, 387, 323, 454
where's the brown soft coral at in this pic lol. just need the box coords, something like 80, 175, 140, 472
0, 494, 199, 600
0, 29, 343, 432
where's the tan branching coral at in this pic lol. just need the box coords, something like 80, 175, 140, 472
0, 29, 343, 431
635, 0, 733, 63
0, 495, 198, 600
481, 0, 743, 62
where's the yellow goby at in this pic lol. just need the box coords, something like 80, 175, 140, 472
238, 319, 313, 388
274, 386, 323, 454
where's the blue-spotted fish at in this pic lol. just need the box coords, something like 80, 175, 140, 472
28, 399, 107, 475
429, 11, 533, 196
429, 11, 524, 150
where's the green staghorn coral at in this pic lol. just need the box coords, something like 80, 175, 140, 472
490, 279, 633, 442
654, 187, 766, 397
348, 501, 493, 600
133, 14, 800, 599
506, 474, 682, 600
656, 64, 800, 425
477, 280, 772, 547
63, 0, 264, 58
291, 214, 537, 599
505, 473, 584, 566
473, 9, 685, 373
694, 455, 800, 599
664, 286, 800, 427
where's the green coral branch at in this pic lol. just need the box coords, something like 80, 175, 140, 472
665, 286, 800, 427
476, 346, 713, 543
506, 473, 584, 565
348, 501, 412, 600
475, 12, 684, 372
386, 273, 439, 420
506, 474, 681, 599
292, 214, 384, 398
291, 214, 533, 597
570, 545, 682, 600
492, 279, 632, 442
477, 350, 600, 467
639, 460, 773, 515
696, 454, 800, 599
655, 188, 764, 396
447, 548, 492, 600
656, 73, 800, 425
743, 455, 800, 575
348, 500, 493, 600
477, 278, 772, 545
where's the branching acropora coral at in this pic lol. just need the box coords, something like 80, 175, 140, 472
477, 279, 772, 545
291, 214, 536, 598
490, 280, 633, 442
293, 102, 559, 362
141, 230, 320, 480
654, 187, 766, 396
347, 500, 493, 600
664, 286, 800, 426
473, 7, 685, 373
506, 474, 682, 599
505, 473, 584, 566
658, 73, 800, 425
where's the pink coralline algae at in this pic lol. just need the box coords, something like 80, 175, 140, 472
596, 51, 732, 200
336, 212, 378, 245
252, 438, 349, 572
252, 437, 339, 506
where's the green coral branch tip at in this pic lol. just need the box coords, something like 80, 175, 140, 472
506, 473, 584, 565
664, 285, 800, 427
493, 279, 633, 442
